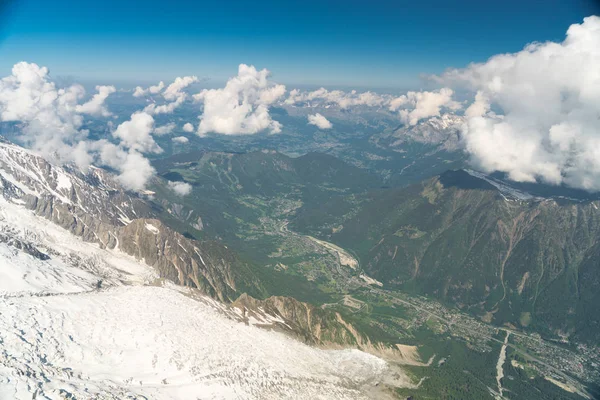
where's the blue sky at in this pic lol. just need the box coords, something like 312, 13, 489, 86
0, 0, 598, 88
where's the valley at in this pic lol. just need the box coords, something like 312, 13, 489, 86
1, 7, 598, 400
148, 148, 600, 399
0, 128, 598, 399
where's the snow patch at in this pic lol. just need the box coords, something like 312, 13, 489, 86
145, 222, 160, 234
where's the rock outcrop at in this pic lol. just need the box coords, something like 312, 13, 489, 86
0, 138, 261, 301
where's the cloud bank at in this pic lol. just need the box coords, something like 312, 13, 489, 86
193, 64, 285, 135
95, 143, 156, 192
285, 88, 388, 109
284, 86, 460, 125
9, 16, 597, 195
439, 16, 600, 191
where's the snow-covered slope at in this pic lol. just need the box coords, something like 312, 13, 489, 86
0, 137, 151, 226
0, 195, 399, 399
464, 169, 541, 201
0, 139, 406, 399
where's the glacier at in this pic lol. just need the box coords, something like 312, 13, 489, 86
0, 179, 392, 399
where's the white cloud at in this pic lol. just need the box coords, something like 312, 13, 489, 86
132, 87, 146, 97
307, 113, 332, 129
285, 88, 388, 109
112, 112, 161, 154
388, 88, 461, 126
167, 180, 192, 196
0, 62, 96, 164
88, 139, 156, 192
143, 96, 185, 115
154, 122, 176, 135
438, 16, 600, 190
194, 64, 285, 135
90, 112, 163, 191
354, 91, 387, 108
163, 76, 198, 101
284, 87, 460, 126
285, 89, 302, 105
75, 85, 116, 117
182, 122, 194, 132
0, 62, 179, 192
115, 150, 156, 192
172, 136, 189, 144
135, 76, 198, 115
133, 81, 165, 97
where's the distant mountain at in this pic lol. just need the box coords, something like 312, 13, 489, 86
156, 150, 380, 194
361, 114, 468, 187
292, 169, 600, 344
151, 149, 381, 244
373, 114, 465, 152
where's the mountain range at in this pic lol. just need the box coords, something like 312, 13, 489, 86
1, 131, 599, 399
0, 137, 413, 398
293, 169, 600, 344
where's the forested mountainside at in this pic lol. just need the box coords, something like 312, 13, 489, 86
293, 170, 600, 344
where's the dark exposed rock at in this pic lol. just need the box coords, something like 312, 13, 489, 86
0, 232, 50, 260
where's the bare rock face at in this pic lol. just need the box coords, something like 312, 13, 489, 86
0, 139, 259, 302
116, 218, 241, 300
0, 230, 50, 260
232, 293, 365, 345
231, 293, 425, 366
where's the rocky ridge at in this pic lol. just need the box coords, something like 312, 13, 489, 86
0, 137, 260, 301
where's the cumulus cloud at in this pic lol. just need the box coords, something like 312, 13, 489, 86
133, 81, 165, 97
163, 76, 198, 100
438, 16, 600, 191
75, 85, 116, 117
388, 88, 461, 126
172, 136, 189, 144
307, 113, 332, 129
90, 112, 162, 191
182, 122, 194, 132
96, 144, 156, 192
168, 180, 192, 196
135, 76, 198, 115
117, 152, 155, 191
143, 97, 185, 115
154, 122, 176, 135
112, 112, 161, 154
0, 62, 162, 191
0, 62, 93, 163
194, 64, 285, 135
